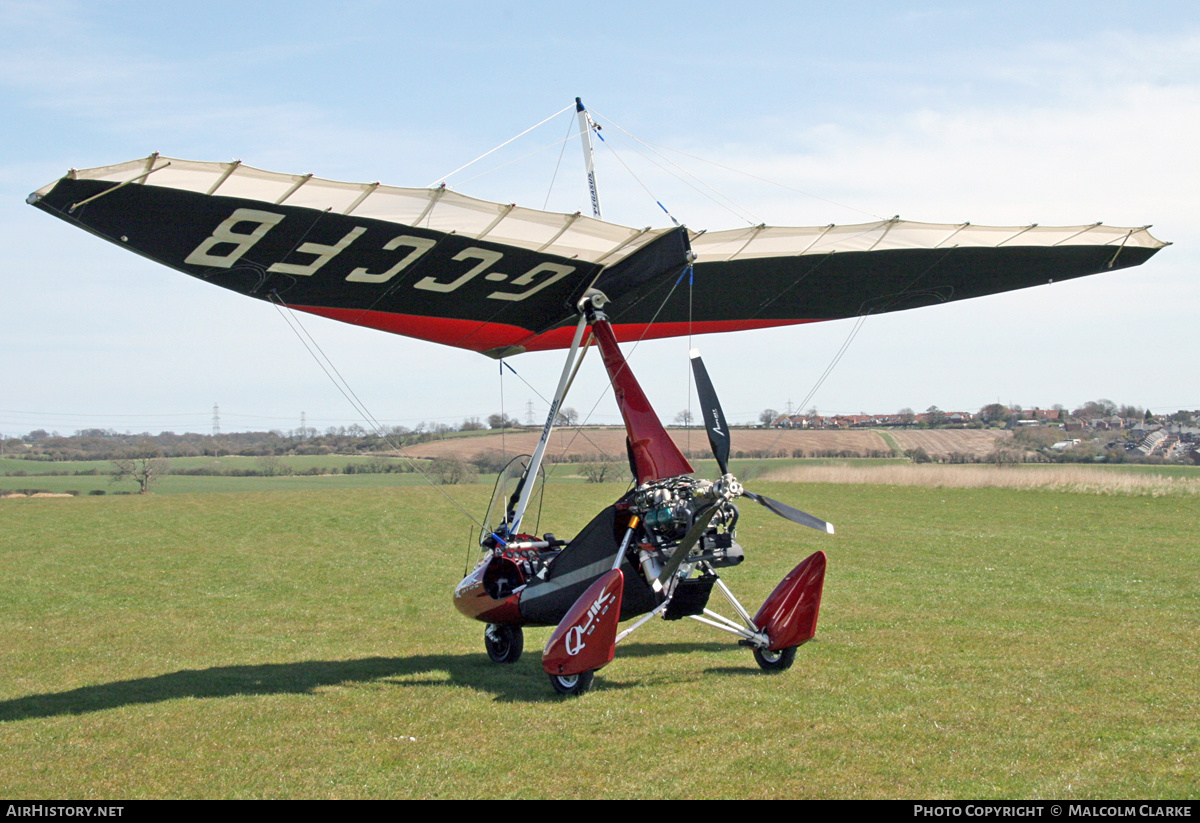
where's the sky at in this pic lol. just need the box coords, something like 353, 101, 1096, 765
2, 0, 1197, 437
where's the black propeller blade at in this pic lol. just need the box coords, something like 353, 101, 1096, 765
690, 349, 730, 475
743, 490, 835, 534
689, 349, 834, 536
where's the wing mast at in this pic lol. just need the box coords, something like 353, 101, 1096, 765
576, 97, 602, 219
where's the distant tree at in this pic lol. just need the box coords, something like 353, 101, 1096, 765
674, 409, 694, 427
1074, 399, 1117, 420
897, 407, 916, 427
460, 417, 485, 431
111, 450, 171, 493
428, 456, 476, 485
985, 447, 1022, 465
1011, 427, 1060, 450
924, 406, 947, 428
470, 449, 515, 474
1169, 409, 1196, 426
256, 454, 292, 476
759, 408, 780, 427
365, 453, 395, 474
979, 403, 1008, 423
581, 462, 612, 483
487, 413, 519, 429
555, 407, 580, 427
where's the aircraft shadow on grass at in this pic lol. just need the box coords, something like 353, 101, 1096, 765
0, 642, 738, 719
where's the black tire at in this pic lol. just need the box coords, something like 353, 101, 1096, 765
549, 670, 594, 696
753, 645, 797, 672
484, 624, 523, 664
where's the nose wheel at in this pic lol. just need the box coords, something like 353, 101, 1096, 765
484, 624, 524, 664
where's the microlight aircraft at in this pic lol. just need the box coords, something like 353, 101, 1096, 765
28, 102, 1168, 694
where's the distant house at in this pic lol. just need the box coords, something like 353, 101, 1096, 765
1137, 429, 1169, 455
770, 414, 818, 429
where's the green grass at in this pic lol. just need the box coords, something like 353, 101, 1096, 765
1, 483, 1197, 798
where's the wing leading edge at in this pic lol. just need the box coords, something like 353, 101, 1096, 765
29, 156, 1168, 356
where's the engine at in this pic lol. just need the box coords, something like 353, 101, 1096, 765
625, 476, 744, 570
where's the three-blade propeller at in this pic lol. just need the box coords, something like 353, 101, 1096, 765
658, 350, 834, 587
689, 349, 834, 535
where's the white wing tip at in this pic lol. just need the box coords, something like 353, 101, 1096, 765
826, 522, 836, 534
689, 348, 701, 359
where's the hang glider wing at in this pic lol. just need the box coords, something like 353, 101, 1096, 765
29, 156, 1167, 357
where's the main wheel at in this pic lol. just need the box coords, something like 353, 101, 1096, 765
753, 645, 797, 672
549, 670, 594, 696
484, 624, 523, 664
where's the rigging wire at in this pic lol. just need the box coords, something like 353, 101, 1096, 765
583, 125, 683, 226
591, 108, 764, 227
429, 103, 573, 186
741, 313, 870, 482
499, 357, 506, 458
267, 293, 484, 530
451, 133, 578, 188
543, 114, 576, 211
499, 341, 623, 471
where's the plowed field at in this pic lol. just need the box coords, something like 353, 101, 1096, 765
402, 427, 1010, 461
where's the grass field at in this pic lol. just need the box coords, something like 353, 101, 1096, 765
1, 481, 1197, 798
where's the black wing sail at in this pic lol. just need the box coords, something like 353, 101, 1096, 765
29, 157, 1168, 356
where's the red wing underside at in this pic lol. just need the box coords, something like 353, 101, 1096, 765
299, 305, 818, 354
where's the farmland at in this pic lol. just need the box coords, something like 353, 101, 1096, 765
397, 426, 1012, 462
1, 477, 1197, 798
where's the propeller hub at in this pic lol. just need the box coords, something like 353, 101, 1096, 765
716, 474, 743, 501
